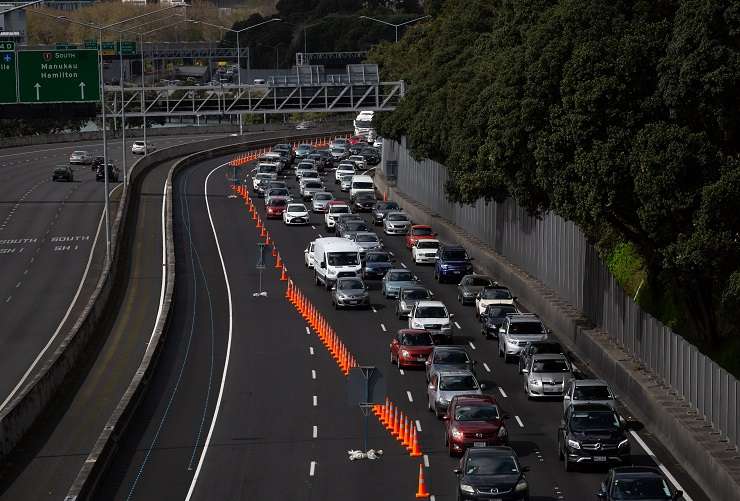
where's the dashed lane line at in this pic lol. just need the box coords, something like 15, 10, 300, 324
416, 420, 422, 432
309, 461, 317, 477
515, 415, 524, 428
380, 323, 387, 332
312, 426, 318, 439
423, 454, 430, 468
630, 430, 692, 500
468, 341, 476, 350
454, 321, 461, 329
483, 362, 491, 373
406, 390, 413, 403
313, 395, 318, 407
311, 370, 316, 380
309, 346, 314, 355
498, 387, 508, 398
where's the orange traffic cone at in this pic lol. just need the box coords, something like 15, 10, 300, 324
271, 245, 277, 258
403, 418, 412, 448
393, 411, 403, 438
415, 464, 430, 498
260, 226, 267, 238
280, 266, 288, 281
410, 427, 422, 457
384, 402, 394, 430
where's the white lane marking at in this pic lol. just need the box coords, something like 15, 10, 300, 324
318, 233, 323, 238
498, 387, 508, 398
468, 341, 476, 350
483, 362, 491, 373
515, 415, 524, 428
15, 282, 21, 288
313, 395, 318, 406
0, 183, 122, 411
371, 306, 377, 313
305, 326, 311, 335
311, 369, 316, 380
630, 431, 692, 500
312, 425, 318, 439
311, 225, 316, 229
4, 296, 10, 303
309, 346, 314, 355
399, 369, 405, 375
400, 262, 407, 268
185, 162, 235, 501
380, 323, 387, 332
430, 496, 436, 501
415, 420, 422, 432
454, 321, 461, 329
423, 454, 430, 468
406, 390, 413, 402
309, 461, 316, 476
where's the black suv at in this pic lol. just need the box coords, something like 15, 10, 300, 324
480, 304, 519, 338
518, 341, 564, 373
597, 466, 683, 500
454, 446, 530, 500
558, 403, 630, 471
52, 165, 74, 182
92, 156, 105, 171
96, 163, 120, 182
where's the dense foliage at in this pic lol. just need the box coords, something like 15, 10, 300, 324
370, 0, 740, 345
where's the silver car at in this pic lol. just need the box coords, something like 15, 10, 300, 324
331, 277, 370, 309
427, 370, 484, 417
522, 353, 574, 398
265, 188, 290, 205
340, 174, 353, 192
311, 192, 334, 212
425, 346, 475, 382
563, 379, 616, 412
69, 150, 92, 165
382, 269, 419, 298
383, 211, 411, 235
300, 180, 325, 200
497, 313, 549, 363
348, 231, 383, 252
395, 286, 433, 319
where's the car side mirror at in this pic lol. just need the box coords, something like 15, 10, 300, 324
331, 286, 337, 291
425, 360, 431, 365
428, 383, 435, 390
320, 262, 326, 269
480, 383, 486, 390
449, 313, 455, 319
453, 468, 462, 476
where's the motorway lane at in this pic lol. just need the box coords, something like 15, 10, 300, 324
96, 156, 420, 500
0, 133, 233, 410
0, 152, 175, 500
239, 163, 708, 500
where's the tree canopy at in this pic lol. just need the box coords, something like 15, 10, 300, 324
370, 0, 740, 345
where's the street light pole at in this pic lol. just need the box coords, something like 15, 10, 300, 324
359, 14, 431, 43
236, 30, 242, 135
118, 32, 127, 187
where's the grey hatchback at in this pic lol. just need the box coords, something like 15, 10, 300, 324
425, 345, 476, 382
382, 269, 419, 298
331, 277, 370, 309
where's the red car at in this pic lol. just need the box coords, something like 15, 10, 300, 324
389, 329, 435, 368
348, 135, 366, 145
443, 394, 509, 456
266, 198, 288, 218
405, 225, 437, 249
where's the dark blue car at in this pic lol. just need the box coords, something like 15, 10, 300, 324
434, 244, 473, 283
362, 250, 393, 279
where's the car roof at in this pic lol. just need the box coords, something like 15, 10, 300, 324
386, 211, 408, 217
354, 232, 378, 237
573, 379, 608, 387
508, 313, 541, 323
451, 394, 498, 406
611, 466, 665, 477
437, 369, 475, 377
569, 403, 615, 412
441, 244, 466, 250
531, 353, 568, 361
467, 446, 516, 457
416, 300, 445, 307
432, 345, 468, 354
415, 239, 440, 244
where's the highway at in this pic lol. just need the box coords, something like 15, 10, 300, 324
0, 133, 237, 412
94, 149, 708, 500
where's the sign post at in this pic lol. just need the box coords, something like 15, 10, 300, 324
253, 242, 268, 297
347, 366, 385, 452
17, 49, 100, 103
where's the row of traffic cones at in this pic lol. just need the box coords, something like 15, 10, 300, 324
228, 134, 344, 167
285, 280, 357, 376
373, 397, 423, 457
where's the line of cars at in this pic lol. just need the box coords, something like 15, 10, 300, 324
251, 137, 684, 501
53, 150, 121, 183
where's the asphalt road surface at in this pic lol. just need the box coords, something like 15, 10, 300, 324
0, 133, 233, 412
94, 152, 708, 500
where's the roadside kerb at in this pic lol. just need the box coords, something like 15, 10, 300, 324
65, 129, 351, 500
0, 127, 346, 468
374, 171, 740, 501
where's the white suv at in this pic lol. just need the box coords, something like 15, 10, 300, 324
131, 141, 154, 155
408, 300, 454, 344
497, 313, 549, 362
324, 203, 351, 231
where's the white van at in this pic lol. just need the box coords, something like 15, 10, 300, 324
350, 174, 375, 201
256, 162, 278, 181
311, 237, 362, 289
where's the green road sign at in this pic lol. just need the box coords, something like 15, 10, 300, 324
101, 41, 115, 56
117, 41, 136, 55
0, 51, 17, 103
0, 41, 15, 51
55, 43, 79, 50
18, 50, 99, 103
84, 40, 97, 49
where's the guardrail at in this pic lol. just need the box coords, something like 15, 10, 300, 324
64, 129, 350, 500
0, 127, 348, 477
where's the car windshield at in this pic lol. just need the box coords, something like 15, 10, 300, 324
416, 306, 447, 318
574, 385, 612, 400
54, 167, 68, 173
388, 271, 414, 282
332, 148, 345, 154
611, 477, 672, 500
72, 151, 86, 155
439, 375, 477, 391
443, 250, 467, 260
417, 241, 439, 249
338, 279, 363, 290
268, 189, 288, 196
331, 206, 350, 214
403, 289, 431, 300
287, 204, 306, 212
305, 182, 322, 188
353, 182, 374, 189
366, 253, 390, 263
356, 234, 378, 243
480, 287, 512, 299
298, 145, 311, 151
314, 193, 332, 201
467, 277, 493, 287
339, 165, 355, 171
346, 222, 368, 231
532, 359, 570, 372
509, 321, 545, 334
455, 404, 500, 421
268, 199, 287, 207
377, 202, 399, 211
327, 252, 359, 266
256, 174, 272, 181
387, 213, 408, 221
465, 456, 518, 476
570, 411, 620, 431
303, 173, 319, 178
434, 351, 468, 364
413, 227, 433, 236
485, 306, 518, 318
402, 333, 433, 346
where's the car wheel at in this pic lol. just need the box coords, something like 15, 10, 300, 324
457, 292, 463, 304
564, 455, 574, 472
498, 343, 504, 358
504, 353, 511, 363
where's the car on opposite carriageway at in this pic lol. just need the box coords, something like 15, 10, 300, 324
69, 150, 93, 165
52, 165, 74, 182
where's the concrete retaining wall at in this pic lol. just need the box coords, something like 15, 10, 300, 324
374, 173, 740, 501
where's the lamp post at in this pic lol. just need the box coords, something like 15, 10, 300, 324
257, 42, 287, 70
187, 17, 281, 135
31, 5, 184, 265
359, 14, 431, 43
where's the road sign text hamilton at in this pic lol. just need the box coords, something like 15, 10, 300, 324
18, 50, 99, 103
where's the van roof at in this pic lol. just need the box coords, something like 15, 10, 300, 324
314, 237, 361, 252
351, 175, 373, 182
